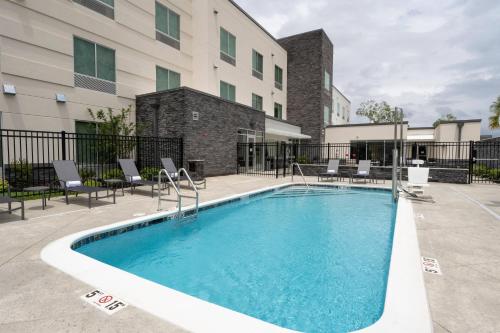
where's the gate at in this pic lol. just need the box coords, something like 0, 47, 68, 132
237, 142, 291, 178
470, 139, 500, 184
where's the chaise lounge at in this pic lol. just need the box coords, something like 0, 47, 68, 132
350, 160, 371, 184
318, 160, 340, 182
118, 159, 160, 197
53, 160, 113, 208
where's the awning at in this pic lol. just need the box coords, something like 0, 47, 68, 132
265, 128, 312, 139
407, 134, 434, 141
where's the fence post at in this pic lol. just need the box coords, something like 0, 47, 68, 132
275, 142, 279, 179
327, 143, 330, 161
61, 131, 66, 160
283, 143, 287, 178
468, 140, 474, 184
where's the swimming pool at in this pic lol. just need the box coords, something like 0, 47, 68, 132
74, 186, 394, 332
41, 183, 432, 333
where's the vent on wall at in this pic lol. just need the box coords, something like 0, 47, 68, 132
252, 70, 263, 80
220, 52, 236, 66
156, 32, 180, 50
74, 73, 116, 95
74, 0, 114, 19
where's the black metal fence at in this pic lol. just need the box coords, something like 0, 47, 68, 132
0, 129, 183, 197
237, 141, 500, 184
472, 139, 500, 184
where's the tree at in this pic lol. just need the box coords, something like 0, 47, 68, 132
88, 105, 139, 136
86, 106, 141, 162
433, 113, 457, 127
355, 100, 403, 123
489, 96, 500, 129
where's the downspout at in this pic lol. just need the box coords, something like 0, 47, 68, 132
457, 121, 464, 160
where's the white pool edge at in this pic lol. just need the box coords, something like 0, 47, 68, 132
41, 183, 432, 333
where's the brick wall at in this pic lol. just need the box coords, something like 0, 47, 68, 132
279, 30, 334, 144
136, 87, 265, 176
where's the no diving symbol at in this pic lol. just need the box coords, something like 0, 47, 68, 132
99, 295, 113, 304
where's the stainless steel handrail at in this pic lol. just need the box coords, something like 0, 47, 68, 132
157, 168, 200, 216
178, 168, 199, 215
291, 163, 310, 190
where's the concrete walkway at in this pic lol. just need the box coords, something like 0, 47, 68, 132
411, 184, 500, 333
0, 175, 498, 332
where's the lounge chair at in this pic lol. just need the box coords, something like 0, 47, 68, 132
0, 194, 24, 220
350, 160, 371, 184
118, 159, 159, 197
160, 157, 206, 189
53, 160, 113, 208
318, 160, 340, 182
407, 167, 430, 195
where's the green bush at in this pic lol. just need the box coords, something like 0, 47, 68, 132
296, 156, 310, 164
140, 167, 160, 181
473, 165, 489, 177
487, 168, 500, 180
10, 159, 33, 189
84, 179, 100, 187
79, 168, 96, 182
102, 168, 123, 180
0, 178, 9, 191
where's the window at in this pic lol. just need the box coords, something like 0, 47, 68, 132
74, 37, 115, 82
220, 28, 236, 65
156, 66, 180, 91
324, 106, 331, 126
74, 37, 116, 94
274, 103, 283, 119
155, 2, 180, 49
275, 65, 283, 90
252, 50, 263, 80
74, 0, 114, 19
324, 70, 330, 92
252, 94, 263, 111
220, 81, 235, 102
75, 121, 97, 163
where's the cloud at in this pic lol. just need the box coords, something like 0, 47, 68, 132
235, 0, 500, 136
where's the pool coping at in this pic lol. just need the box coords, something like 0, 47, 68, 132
41, 183, 432, 333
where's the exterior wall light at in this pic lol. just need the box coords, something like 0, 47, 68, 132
2, 84, 16, 95
55, 93, 67, 103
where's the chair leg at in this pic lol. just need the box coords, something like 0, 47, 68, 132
88, 193, 91, 208
21, 201, 25, 220
65, 190, 69, 205
96, 191, 98, 200
8, 202, 11, 214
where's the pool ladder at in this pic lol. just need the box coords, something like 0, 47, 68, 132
290, 163, 310, 190
157, 168, 199, 218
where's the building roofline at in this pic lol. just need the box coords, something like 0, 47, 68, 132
436, 119, 482, 125
332, 84, 350, 103
408, 126, 434, 130
278, 28, 334, 47
227, 0, 286, 52
326, 122, 409, 128
265, 115, 297, 126
136, 86, 265, 115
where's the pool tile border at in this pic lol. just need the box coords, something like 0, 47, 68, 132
71, 184, 385, 251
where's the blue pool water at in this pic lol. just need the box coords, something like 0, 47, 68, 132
77, 186, 396, 332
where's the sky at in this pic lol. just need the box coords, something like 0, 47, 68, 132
235, 0, 500, 136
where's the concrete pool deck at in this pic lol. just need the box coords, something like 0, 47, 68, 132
0, 175, 499, 332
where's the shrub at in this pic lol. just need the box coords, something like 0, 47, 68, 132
102, 168, 123, 180
84, 179, 100, 187
0, 178, 9, 191
296, 156, 310, 164
10, 159, 33, 189
79, 168, 96, 182
140, 167, 160, 181
473, 165, 489, 177
487, 168, 500, 181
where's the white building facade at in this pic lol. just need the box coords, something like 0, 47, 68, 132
330, 84, 350, 125
0, 0, 288, 134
